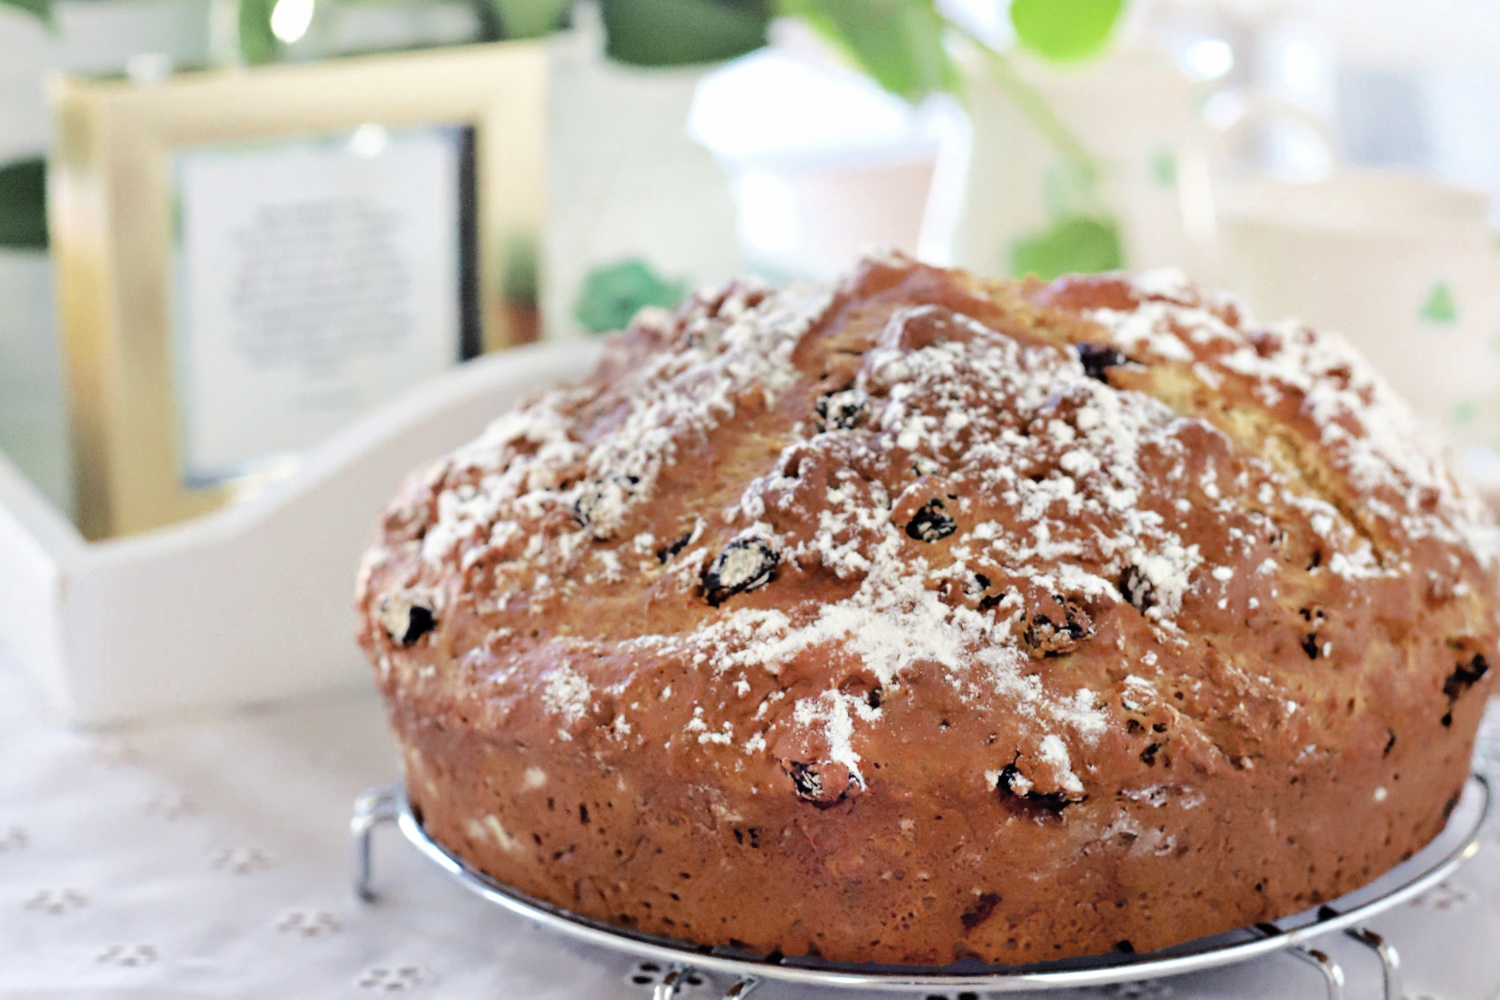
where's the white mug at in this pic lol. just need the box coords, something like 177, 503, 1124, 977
1220, 170, 1500, 451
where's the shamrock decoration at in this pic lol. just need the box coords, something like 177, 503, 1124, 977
574, 258, 688, 334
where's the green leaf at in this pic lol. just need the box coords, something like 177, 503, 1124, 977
1010, 214, 1123, 281
0, 0, 54, 26
490, 0, 569, 39
238, 0, 281, 66
1010, 0, 1124, 63
0, 158, 48, 250
779, 0, 957, 103
574, 258, 687, 333
501, 233, 540, 306
601, 0, 769, 68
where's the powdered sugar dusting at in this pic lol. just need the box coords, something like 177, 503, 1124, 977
1091, 271, 1500, 571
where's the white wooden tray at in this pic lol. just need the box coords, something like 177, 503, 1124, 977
0, 340, 600, 726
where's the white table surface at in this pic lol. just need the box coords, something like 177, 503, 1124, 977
3, 647, 1499, 1000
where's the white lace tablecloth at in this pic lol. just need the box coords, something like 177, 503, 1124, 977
4, 650, 1499, 1000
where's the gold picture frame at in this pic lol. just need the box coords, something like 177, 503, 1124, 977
48, 42, 545, 540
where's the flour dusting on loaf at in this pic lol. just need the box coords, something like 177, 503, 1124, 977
358, 253, 1498, 964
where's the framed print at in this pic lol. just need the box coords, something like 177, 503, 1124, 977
47, 42, 544, 539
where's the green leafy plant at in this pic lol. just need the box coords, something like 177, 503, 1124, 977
791, 0, 1129, 279
983, 1, 1128, 278
779, 0, 955, 103
602, 0, 768, 67
0, 0, 53, 24
0, 0, 1130, 275
1011, 215, 1121, 281
501, 233, 540, 307
0, 158, 47, 250
1009, 0, 1123, 63
490, 0, 569, 39
237, 0, 280, 65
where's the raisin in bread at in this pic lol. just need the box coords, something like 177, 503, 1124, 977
356, 253, 1499, 964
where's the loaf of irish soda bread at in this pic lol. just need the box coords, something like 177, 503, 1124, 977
356, 253, 1499, 965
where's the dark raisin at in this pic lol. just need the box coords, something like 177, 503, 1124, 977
906, 499, 956, 542
1023, 602, 1094, 658
656, 530, 693, 563
1383, 728, 1397, 756
785, 761, 854, 807
912, 455, 941, 478
1302, 634, 1321, 660
1140, 743, 1162, 766
1115, 940, 1136, 954
701, 537, 779, 606
995, 763, 1075, 816
402, 605, 436, 646
974, 573, 992, 590
1076, 342, 1130, 382
960, 893, 1001, 931
788, 762, 820, 798
378, 594, 436, 648
1443, 654, 1489, 702
572, 476, 638, 538
815, 388, 866, 431
1118, 564, 1156, 612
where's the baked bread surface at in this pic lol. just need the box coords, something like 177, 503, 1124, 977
356, 253, 1499, 964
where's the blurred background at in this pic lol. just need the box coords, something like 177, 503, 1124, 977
2, 0, 1500, 528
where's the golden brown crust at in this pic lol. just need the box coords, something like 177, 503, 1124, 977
356, 253, 1499, 964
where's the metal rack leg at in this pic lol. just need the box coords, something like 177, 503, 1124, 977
653, 965, 689, 1000
1291, 946, 1346, 1000
1345, 926, 1401, 1000
351, 786, 401, 903
720, 976, 760, 1000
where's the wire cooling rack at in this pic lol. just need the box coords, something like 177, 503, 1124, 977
352, 772, 1491, 1000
